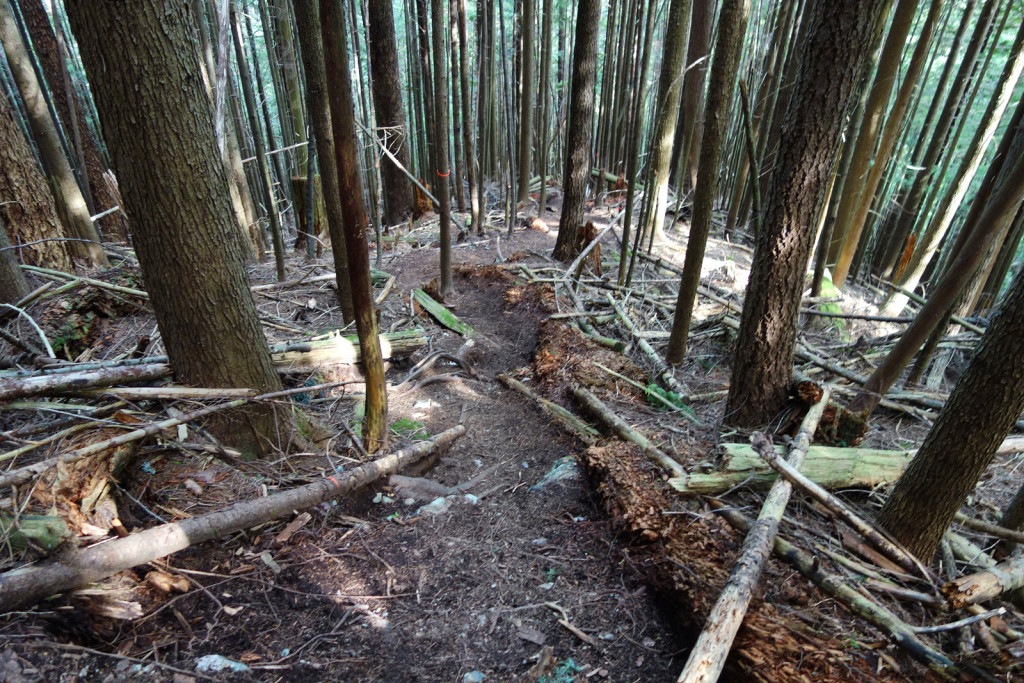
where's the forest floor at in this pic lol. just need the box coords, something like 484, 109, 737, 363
2, 191, 1023, 682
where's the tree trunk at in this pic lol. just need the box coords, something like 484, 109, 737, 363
366, 0, 413, 227
664, 0, 737, 366
270, 0, 307, 170
66, 0, 287, 457
828, 0, 920, 287
428, 0, 453, 293
550, 0, 600, 261
0, 0, 105, 266
0, 85, 72, 271
456, 0, 479, 232
0, 217, 29, 302
516, 0, 535, 205
17, 0, 129, 242
725, 0, 890, 427
290, 0, 354, 322
318, 0, 388, 453
848, 100, 1024, 417
233, 4, 287, 280
877, 260, 1024, 561
671, 0, 712, 193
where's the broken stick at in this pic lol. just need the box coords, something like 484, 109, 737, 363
0, 425, 466, 611
677, 388, 830, 683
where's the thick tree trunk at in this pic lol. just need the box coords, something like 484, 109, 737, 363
0, 219, 29, 302
0, 0, 105, 266
366, 0, 413, 227
550, 0, 600, 261
877, 259, 1024, 561
319, 0, 388, 453
17, 0, 129, 242
725, 0, 889, 427
66, 0, 285, 458
0, 86, 72, 271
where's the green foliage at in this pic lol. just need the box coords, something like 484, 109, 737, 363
391, 417, 429, 441
644, 383, 697, 420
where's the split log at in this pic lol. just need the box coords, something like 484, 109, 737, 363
670, 443, 912, 494
677, 389, 830, 683
943, 554, 1024, 609
711, 502, 958, 677
497, 374, 600, 444
570, 384, 685, 478
0, 425, 466, 611
751, 438, 931, 580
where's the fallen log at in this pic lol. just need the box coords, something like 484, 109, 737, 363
752, 439, 932, 581
0, 425, 466, 611
0, 332, 427, 401
670, 443, 912, 494
677, 389, 830, 683
412, 289, 475, 336
571, 384, 685, 477
496, 374, 600, 444
711, 502, 958, 678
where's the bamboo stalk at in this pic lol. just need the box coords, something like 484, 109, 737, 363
677, 389, 830, 683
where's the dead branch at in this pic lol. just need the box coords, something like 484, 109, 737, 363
497, 374, 599, 444
752, 437, 933, 581
711, 501, 958, 678
0, 425, 466, 611
677, 388, 830, 683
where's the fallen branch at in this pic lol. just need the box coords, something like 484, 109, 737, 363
677, 389, 830, 683
0, 425, 466, 611
711, 501, 958, 678
571, 384, 685, 478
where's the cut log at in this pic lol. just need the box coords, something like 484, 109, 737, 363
677, 389, 830, 683
670, 443, 912, 494
571, 384, 685, 477
271, 330, 427, 370
497, 374, 600, 444
412, 289, 475, 336
0, 425, 466, 611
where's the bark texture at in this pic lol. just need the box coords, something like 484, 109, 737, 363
551, 0, 600, 261
725, 0, 889, 427
877, 261, 1024, 560
0, 88, 72, 271
66, 0, 284, 457
366, 0, 412, 226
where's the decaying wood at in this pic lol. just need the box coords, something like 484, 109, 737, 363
0, 364, 173, 403
497, 374, 600, 444
571, 384, 685, 477
670, 442, 912, 494
271, 329, 427, 369
943, 554, 1024, 609
752, 438, 932, 580
677, 389, 830, 683
0, 511, 68, 551
711, 502, 958, 678
0, 382, 350, 489
0, 425, 466, 611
